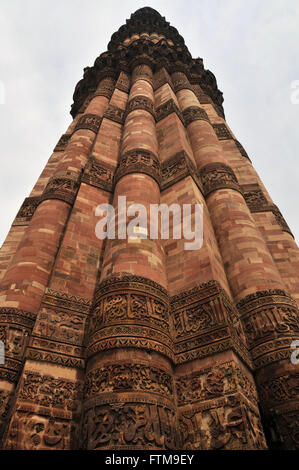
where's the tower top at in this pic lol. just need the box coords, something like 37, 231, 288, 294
108, 6, 186, 52
71, 9, 224, 119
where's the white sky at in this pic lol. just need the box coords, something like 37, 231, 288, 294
0, 0, 298, 247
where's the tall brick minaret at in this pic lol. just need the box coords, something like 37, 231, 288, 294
0, 7, 298, 450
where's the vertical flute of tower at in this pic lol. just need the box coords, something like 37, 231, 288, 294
81, 64, 178, 450
202, 103, 299, 307
174, 70, 299, 449
154, 68, 267, 450
0, 77, 112, 446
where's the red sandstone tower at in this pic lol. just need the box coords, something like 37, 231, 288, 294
0, 7, 298, 450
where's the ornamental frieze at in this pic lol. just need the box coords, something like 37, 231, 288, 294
171, 73, 195, 93
88, 291, 170, 336
25, 347, 85, 370
176, 363, 236, 406
82, 156, 115, 192
74, 113, 102, 134
132, 64, 153, 83
258, 371, 299, 409
0, 390, 11, 441
81, 401, 179, 450
84, 363, 173, 399
161, 151, 202, 192
155, 98, 184, 124
54, 134, 71, 152
179, 396, 267, 450
199, 162, 241, 196
33, 307, 86, 346
42, 288, 92, 314
93, 77, 115, 100
114, 148, 161, 186
18, 371, 83, 416
212, 123, 233, 140
176, 362, 258, 408
125, 95, 155, 119
0, 308, 35, 370
182, 106, 210, 125
115, 72, 130, 93
13, 196, 40, 225
242, 187, 269, 212
171, 281, 251, 367
153, 68, 174, 91
86, 332, 175, 363
236, 289, 299, 349
41, 174, 79, 205
4, 411, 79, 450
103, 104, 125, 124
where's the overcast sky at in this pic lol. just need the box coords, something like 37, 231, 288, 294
0, 0, 298, 248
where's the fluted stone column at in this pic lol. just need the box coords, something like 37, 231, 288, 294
174, 71, 299, 450
81, 64, 179, 451
0, 77, 113, 448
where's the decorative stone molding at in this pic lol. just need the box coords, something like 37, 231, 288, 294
41, 173, 79, 205
42, 288, 92, 314
115, 72, 131, 93
114, 148, 161, 186
132, 64, 153, 84
74, 114, 102, 134
242, 185, 294, 237
84, 363, 174, 399
156, 99, 184, 124
179, 394, 267, 450
18, 371, 83, 417
125, 96, 155, 119
13, 196, 40, 226
82, 156, 115, 193
195, 92, 212, 105
171, 280, 251, 368
4, 410, 81, 450
103, 104, 125, 124
153, 68, 174, 91
236, 289, 299, 369
54, 134, 71, 152
93, 77, 115, 100
199, 162, 241, 197
242, 187, 269, 212
0, 308, 36, 382
176, 362, 258, 407
258, 371, 299, 410
25, 347, 85, 370
182, 106, 210, 125
213, 123, 233, 140
172, 73, 195, 94
161, 151, 203, 193
81, 399, 179, 450
87, 274, 171, 360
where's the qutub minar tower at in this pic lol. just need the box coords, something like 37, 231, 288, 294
0, 7, 298, 451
